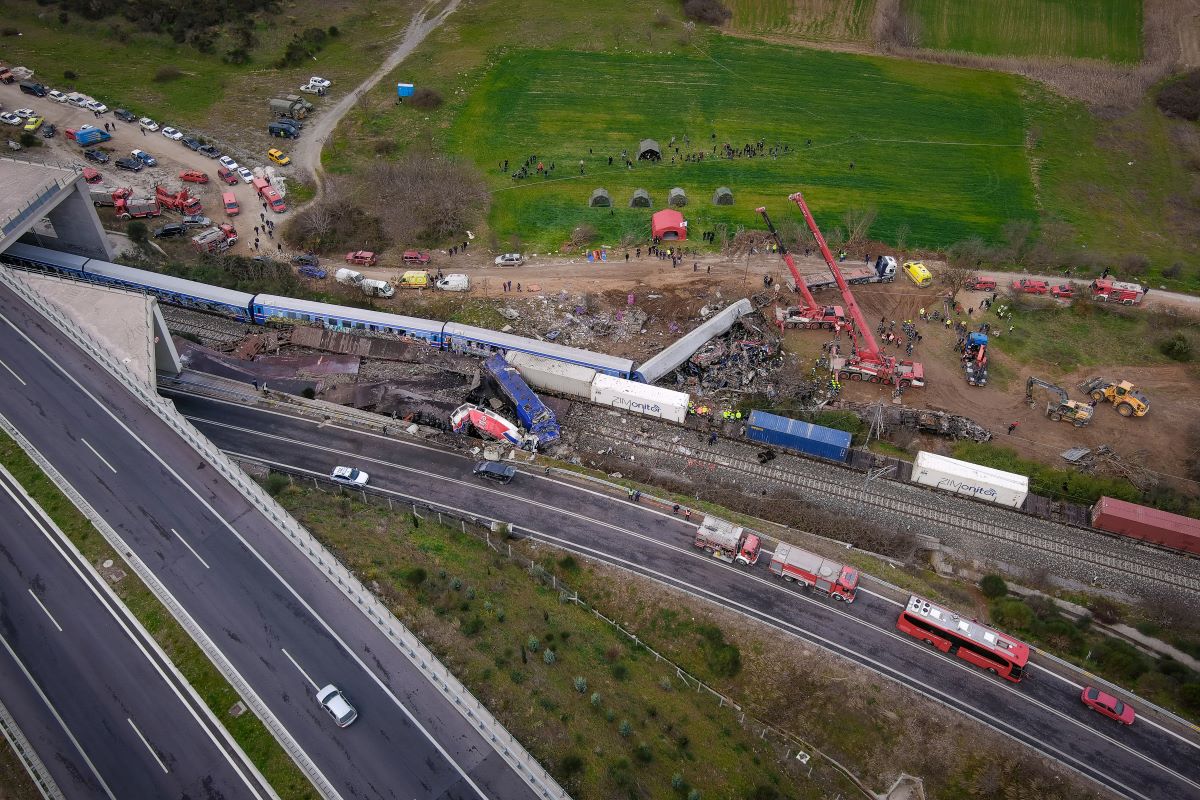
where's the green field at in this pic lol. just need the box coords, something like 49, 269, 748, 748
726, 0, 875, 41
445, 39, 1036, 252
905, 0, 1143, 62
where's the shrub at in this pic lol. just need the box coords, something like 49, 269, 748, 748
559, 754, 584, 776
127, 220, 148, 243
688, 789, 702, 800
409, 87, 444, 110
611, 663, 628, 680
590, 691, 602, 707
1180, 683, 1200, 712
403, 567, 427, 586
681, 0, 731, 26
573, 676, 587, 693
1087, 596, 1123, 625
154, 66, 183, 83
63, 69, 77, 80
461, 616, 484, 636
1156, 70, 1200, 121
990, 597, 1034, 630
543, 648, 556, 665
526, 636, 540, 652
450, 577, 462, 591
264, 472, 290, 496
328, 25, 340, 37
1091, 639, 1148, 682
1159, 332, 1192, 362
635, 744, 653, 763
1164, 262, 1185, 279
300, 387, 316, 399
618, 720, 632, 737
980, 574, 1008, 599
672, 773, 685, 789
696, 624, 741, 678
18, 132, 41, 148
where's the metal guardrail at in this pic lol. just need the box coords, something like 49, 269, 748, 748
0, 268, 568, 799
0, 688, 65, 800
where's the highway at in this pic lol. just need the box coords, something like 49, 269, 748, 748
0, 467, 273, 799
0, 284, 540, 799
165, 391, 1200, 800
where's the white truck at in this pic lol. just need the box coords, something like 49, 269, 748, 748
693, 515, 760, 565
436, 273, 469, 292
909, 451, 1028, 508
335, 267, 363, 286
360, 278, 395, 298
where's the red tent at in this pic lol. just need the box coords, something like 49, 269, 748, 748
651, 208, 687, 241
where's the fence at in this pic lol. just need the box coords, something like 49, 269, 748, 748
270, 465, 875, 800
0, 691, 65, 800
0, 269, 568, 800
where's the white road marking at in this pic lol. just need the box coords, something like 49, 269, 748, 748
0, 358, 26, 386
200, 421, 1200, 793
170, 529, 210, 569
80, 439, 116, 474
281, 648, 318, 691
27, 589, 63, 632
127, 718, 169, 773
1, 318, 486, 800
0, 630, 118, 799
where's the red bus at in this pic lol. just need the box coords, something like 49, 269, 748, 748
897, 595, 1029, 682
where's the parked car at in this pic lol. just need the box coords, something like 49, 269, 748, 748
1011, 279, 1049, 295
131, 149, 157, 167
67, 94, 91, 108
218, 155, 239, 171
179, 170, 209, 184
114, 157, 142, 172
402, 249, 431, 265
161, 127, 184, 141
182, 137, 202, 151
299, 83, 325, 95
494, 253, 524, 266
299, 264, 327, 279
330, 466, 368, 486
473, 461, 516, 484
1081, 687, 1135, 725
238, 167, 254, 184
181, 215, 212, 228
113, 109, 137, 123
41, 124, 56, 139
138, 117, 159, 132
315, 684, 357, 728
292, 253, 320, 267
48, 90, 68, 103
1051, 283, 1074, 299
267, 148, 290, 165
309, 76, 332, 89
13, 108, 34, 119
83, 149, 110, 164
964, 276, 998, 292
0, 112, 20, 126
23, 116, 43, 132
198, 144, 221, 158
85, 100, 108, 114
81, 167, 102, 184
217, 166, 238, 185
153, 223, 186, 238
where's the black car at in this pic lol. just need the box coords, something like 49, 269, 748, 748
197, 144, 221, 158
113, 109, 137, 123
41, 124, 56, 139
291, 253, 320, 267
114, 157, 143, 172
181, 137, 202, 151
472, 461, 515, 484
83, 149, 110, 164
153, 223, 186, 239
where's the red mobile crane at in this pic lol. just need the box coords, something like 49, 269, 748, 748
787, 191, 924, 389
756, 206, 846, 332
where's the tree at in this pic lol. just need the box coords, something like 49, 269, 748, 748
940, 264, 976, 304
841, 205, 878, 245
363, 151, 489, 245
127, 220, 148, 243
980, 574, 1007, 599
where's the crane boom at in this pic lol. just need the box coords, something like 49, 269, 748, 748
787, 191, 883, 362
755, 206, 819, 311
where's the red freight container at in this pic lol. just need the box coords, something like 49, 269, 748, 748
1091, 496, 1200, 555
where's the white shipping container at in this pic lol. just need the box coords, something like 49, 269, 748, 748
506, 351, 596, 399
590, 374, 689, 424
910, 451, 1028, 508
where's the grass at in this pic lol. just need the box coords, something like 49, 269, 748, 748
726, 0, 876, 41
446, 40, 1035, 252
0, 434, 316, 800
905, 0, 1144, 63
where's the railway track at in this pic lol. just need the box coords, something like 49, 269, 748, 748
576, 419, 1200, 595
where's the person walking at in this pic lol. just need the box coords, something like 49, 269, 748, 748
1007, 422, 1019, 434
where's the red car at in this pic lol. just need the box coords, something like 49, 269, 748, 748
1081, 686, 1135, 725
402, 249, 431, 265
965, 276, 997, 292
1012, 279, 1049, 295
179, 170, 209, 184
81, 167, 102, 184
1050, 283, 1074, 299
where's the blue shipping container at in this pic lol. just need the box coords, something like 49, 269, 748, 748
745, 410, 851, 462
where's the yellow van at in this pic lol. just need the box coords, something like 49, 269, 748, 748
399, 270, 430, 288
903, 261, 932, 287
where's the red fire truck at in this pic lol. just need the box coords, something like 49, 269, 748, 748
896, 595, 1029, 682
1089, 278, 1144, 305
768, 543, 858, 602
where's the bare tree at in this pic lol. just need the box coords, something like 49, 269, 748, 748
939, 264, 977, 304
364, 150, 489, 245
842, 205, 878, 245
893, 222, 910, 253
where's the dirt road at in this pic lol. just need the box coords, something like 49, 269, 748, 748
293, 0, 462, 185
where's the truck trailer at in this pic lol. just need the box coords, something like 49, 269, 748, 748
768, 543, 858, 602
693, 516, 760, 565
744, 410, 851, 462
483, 353, 561, 447
910, 451, 1028, 508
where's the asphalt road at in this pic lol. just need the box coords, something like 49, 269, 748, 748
0, 468, 272, 799
0, 285, 540, 800
166, 392, 1200, 800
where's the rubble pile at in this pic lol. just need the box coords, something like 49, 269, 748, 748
1062, 445, 1158, 491
664, 319, 783, 398
834, 401, 993, 442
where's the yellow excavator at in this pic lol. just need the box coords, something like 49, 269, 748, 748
1026, 377, 1094, 427
1078, 377, 1150, 418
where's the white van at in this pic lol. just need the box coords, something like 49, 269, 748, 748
436, 274, 469, 292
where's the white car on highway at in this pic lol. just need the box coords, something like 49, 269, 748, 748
161, 127, 184, 141
330, 466, 368, 486
138, 117, 159, 132
238, 167, 254, 184
308, 76, 331, 88
47, 90, 68, 103
316, 684, 357, 727
218, 155, 239, 171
